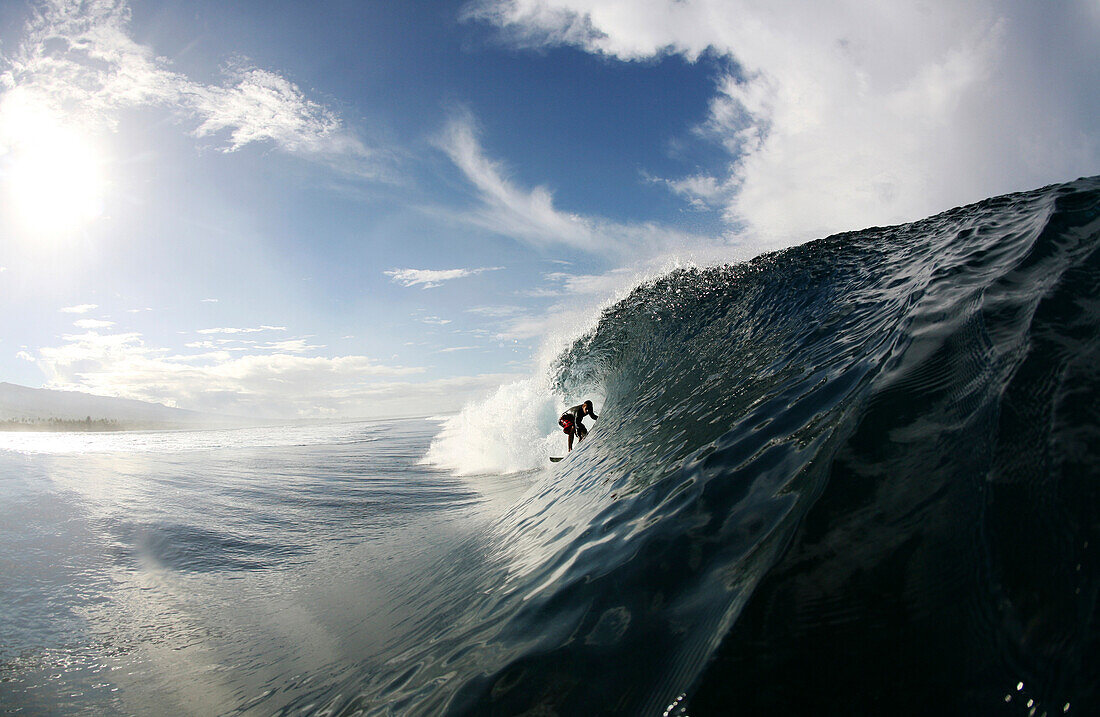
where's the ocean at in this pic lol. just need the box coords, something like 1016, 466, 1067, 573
2, 176, 1099, 715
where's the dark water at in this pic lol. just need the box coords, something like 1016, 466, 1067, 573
2, 176, 1099, 715
542, 175, 1100, 716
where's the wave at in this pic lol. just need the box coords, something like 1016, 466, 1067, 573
390, 176, 1100, 715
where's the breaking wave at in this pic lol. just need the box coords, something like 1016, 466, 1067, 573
402, 176, 1100, 714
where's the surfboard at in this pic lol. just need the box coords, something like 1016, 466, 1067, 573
550, 456, 565, 463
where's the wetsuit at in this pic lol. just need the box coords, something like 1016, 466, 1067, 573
559, 404, 597, 440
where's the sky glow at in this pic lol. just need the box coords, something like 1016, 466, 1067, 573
0, 0, 1097, 419
2, 92, 106, 237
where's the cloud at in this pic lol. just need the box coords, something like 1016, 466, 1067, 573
0, 0, 378, 173
60, 304, 98, 313
643, 171, 726, 212
466, 305, 524, 317
201, 298, 219, 303
386, 266, 503, 289
257, 339, 326, 353
73, 318, 115, 329
438, 113, 599, 250
467, 0, 1100, 244
437, 112, 707, 255
25, 329, 478, 418
189, 63, 359, 156
196, 326, 287, 335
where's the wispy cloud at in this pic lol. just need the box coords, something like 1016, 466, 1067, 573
73, 318, 115, 329
438, 112, 597, 250
1, 0, 380, 175
437, 112, 706, 256
196, 326, 287, 335
189, 63, 361, 157
466, 305, 524, 318
468, 0, 1100, 244
386, 266, 503, 289
258, 338, 326, 353
59, 304, 98, 313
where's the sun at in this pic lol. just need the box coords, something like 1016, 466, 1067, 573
1, 95, 107, 238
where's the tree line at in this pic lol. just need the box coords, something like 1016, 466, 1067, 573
0, 416, 127, 432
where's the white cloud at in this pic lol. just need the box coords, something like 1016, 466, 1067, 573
644, 171, 727, 212
73, 318, 115, 329
0, 0, 378, 173
518, 286, 565, 298
25, 330, 487, 418
386, 266, 503, 289
438, 113, 599, 250
60, 304, 98, 313
437, 112, 708, 255
201, 298, 219, 303
466, 305, 524, 317
189, 63, 358, 156
468, 0, 1100, 244
257, 339, 326, 353
196, 326, 287, 335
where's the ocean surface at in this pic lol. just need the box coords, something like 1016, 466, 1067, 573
2, 176, 1099, 715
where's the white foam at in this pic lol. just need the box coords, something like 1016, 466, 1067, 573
423, 253, 716, 476
422, 376, 564, 475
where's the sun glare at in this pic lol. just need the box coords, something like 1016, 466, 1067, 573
1, 97, 107, 238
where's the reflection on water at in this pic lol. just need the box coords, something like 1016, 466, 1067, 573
0, 421, 384, 455
0, 419, 531, 715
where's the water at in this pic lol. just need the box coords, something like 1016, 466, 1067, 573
0, 421, 532, 715
2, 176, 1099, 715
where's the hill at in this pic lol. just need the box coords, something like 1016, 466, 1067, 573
0, 382, 240, 430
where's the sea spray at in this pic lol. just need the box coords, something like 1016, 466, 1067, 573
422, 376, 562, 474
422, 258, 699, 475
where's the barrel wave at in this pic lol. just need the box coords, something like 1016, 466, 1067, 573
350, 176, 1100, 715
539, 175, 1100, 715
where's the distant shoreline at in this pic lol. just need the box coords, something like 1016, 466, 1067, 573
1, 418, 134, 432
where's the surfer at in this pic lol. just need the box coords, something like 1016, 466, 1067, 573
559, 400, 598, 452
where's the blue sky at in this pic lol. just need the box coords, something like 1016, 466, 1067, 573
1, 0, 1097, 418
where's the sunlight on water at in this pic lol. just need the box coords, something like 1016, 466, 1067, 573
0, 421, 380, 455
0, 419, 535, 715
